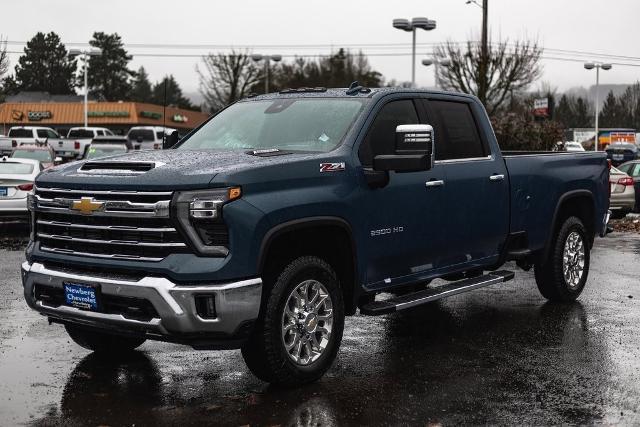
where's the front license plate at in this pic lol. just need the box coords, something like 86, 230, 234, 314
613, 154, 624, 160
0, 187, 6, 197
63, 282, 101, 311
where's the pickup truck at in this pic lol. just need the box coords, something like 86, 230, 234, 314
126, 126, 177, 151
22, 87, 610, 387
0, 126, 63, 157
66, 127, 115, 159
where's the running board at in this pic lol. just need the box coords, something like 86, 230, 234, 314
359, 270, 515, 316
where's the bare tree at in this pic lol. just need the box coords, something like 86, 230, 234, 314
435, 39, 542, 115
197, 51, 261, 112
0, 36, 9, 82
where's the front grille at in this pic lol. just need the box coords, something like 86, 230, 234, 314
34, 284, 160, 322
33, 187, 189, 262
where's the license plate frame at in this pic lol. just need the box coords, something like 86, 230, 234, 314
63, 282, 101, 312
613, 154, 624, 160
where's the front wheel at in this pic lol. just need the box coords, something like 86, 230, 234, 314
65, 324, 146, 353
534, 216, 590, 302
241, 256, 344, 387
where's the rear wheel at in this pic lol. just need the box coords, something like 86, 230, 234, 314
65, 324, 145, 353
241, 256, 344, 387
534, 216, 590, 302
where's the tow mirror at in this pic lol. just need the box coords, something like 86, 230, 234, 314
373, 124, 434, 172
54, 156, 63, 165
163, 131, 179, 149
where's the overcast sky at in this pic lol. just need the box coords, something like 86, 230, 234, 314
3, 0, 640, 99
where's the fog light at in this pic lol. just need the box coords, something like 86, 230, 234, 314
195, 295, 217, 319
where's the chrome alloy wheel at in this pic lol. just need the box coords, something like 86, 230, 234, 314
281, 280, 333, 365
562, 231, 585, 289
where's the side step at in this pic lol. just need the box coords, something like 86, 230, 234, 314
359, 270, 515, 316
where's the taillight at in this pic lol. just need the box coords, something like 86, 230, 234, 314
154, 144, 161, 149
74, 141, 80, 150
618, 177, 634, 186
17, 183, 33, 191
11, 140, 17, 147
607, 159, 612, 170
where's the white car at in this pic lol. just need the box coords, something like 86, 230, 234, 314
126, 126, 176, 150
0, 157, 41, 219
564, 141, 585, 152
67, 127, 115, 159
0, 126, 66, 157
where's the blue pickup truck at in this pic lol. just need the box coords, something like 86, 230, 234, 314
22, 86, 610, 386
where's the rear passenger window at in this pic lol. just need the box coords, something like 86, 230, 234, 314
359, 100, 419, 167
37, 130, 48, 138
427, 100, 486, 160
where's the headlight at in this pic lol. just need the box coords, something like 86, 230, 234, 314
172, 187, 241, 256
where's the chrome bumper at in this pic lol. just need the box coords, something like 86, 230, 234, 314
21, 262, 262, 339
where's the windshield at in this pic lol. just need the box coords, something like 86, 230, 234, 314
0, 162, 34, 174
177, 98, 366, 152
87, 146, 127, 159
68, 129, 95, 138
11, 150, 52, 162
128, 129, 155, 141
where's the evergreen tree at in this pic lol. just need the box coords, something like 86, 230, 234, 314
81, 32, 135, 101
574, 97, 593, 128
152, 75, 195, 110
599, 91, 625, 128
130, 66, 153, 103
13, 32, 76, 94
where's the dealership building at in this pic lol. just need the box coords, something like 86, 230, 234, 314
0, 92, 210, 136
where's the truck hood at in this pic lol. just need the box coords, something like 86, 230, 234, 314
35, 149, 319, 190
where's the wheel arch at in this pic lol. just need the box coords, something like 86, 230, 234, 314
257, 216, 359, 315
543, 190, 596, 260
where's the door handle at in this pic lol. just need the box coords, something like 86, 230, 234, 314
425, 179, 445, 188
489, 174, 505, 181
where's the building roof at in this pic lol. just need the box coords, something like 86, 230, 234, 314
0, 101, 209, 129
5, 91, 90, 103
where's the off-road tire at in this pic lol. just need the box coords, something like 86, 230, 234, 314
534, 216, 590, 302
65, 324, 146, 353
241, 256, 344, 387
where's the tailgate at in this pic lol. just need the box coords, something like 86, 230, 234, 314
52, 139, 79, 156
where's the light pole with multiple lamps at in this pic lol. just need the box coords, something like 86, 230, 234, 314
421, 58, 451, 89
392, 17, 436, 87
251, 54, 282, 94
584, 61, 612, 151
69, 48, 102, 127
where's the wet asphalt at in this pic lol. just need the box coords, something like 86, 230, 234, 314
0, 223, 639, 426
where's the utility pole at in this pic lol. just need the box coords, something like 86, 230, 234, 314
479, 0, 488, 105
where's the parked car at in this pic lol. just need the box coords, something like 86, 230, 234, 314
11, 144, 60, 169
67, 127, 116, 160
83, 136, 132, 160
609, 166, 636, 218
0, 126, 65, 157
0, 157, 41, 218
606, 142, 638, 166
22, 87, 610, 387
617, 160, 640, 212
126, 126, 176, 151
564, 141, 585, 152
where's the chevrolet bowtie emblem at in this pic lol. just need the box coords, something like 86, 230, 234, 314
71, 197, 104, 215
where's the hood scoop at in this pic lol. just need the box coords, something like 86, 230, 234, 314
79, 161, 163, 175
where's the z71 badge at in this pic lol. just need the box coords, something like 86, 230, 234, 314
319, 162, 345, 173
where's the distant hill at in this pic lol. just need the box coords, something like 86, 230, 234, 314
565, 84, 633, 107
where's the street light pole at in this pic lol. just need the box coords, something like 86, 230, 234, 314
69, 48, 102, 128
251, 54, 282, 94
584, 62, 612, 151
422, 58, 451, 89
393, 17, 437, 88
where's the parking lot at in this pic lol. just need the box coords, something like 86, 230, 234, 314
0, 223, 638, 426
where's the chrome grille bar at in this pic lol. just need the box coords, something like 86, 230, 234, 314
33, 195, 170, 218
37, 219, 176, 233
40, 246, 164, 262
37, 233, 186, 247
35, 187, 173, 196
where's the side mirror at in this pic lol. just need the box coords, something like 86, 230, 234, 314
163, 131, 179, 149
373, 124, 434, 172
54, 156, 63, 165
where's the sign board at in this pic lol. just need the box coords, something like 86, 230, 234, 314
609, 131, 636, 144
140, 111, 162, 120
88, 111, 130, 118
533, 98, 549, 117
27, 111, 52, 121
11, 110, 24, 121
172, 114, 189, 123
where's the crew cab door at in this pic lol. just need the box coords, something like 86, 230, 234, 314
357, 98, 446, 289
421, 97, 509, 267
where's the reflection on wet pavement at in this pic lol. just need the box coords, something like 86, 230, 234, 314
0, 234, 639, 425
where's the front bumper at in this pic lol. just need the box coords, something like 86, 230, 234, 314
22, 261, 262, 349
0, 197, 28, 215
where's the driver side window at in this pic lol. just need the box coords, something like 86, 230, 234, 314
358, 100, 419, 167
